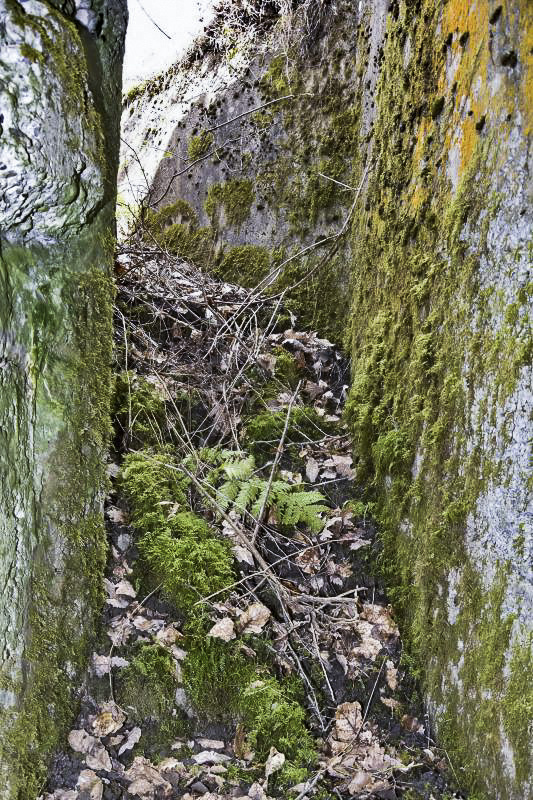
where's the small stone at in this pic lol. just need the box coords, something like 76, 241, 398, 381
189, 781, 209, 794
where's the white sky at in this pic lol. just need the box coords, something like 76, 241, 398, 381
123, 0, 215, 89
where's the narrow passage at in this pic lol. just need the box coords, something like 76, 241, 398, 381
44, 241, 462, 800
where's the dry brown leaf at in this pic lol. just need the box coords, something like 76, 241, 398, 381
92, 702, 126, 737
233, 545, 254, 565
115, 579, 137, 598
208, 617, 236, 642
294, 547, 321, 574
381, 696, 401, 710
305, 457, 320, 482
331, 701, 362, 749
91, 654, 129, 677
360, 603, 399, 638
119, 727, 142, 755
347, 771, 372, 792
68, 730, 112, 772
125, 756, 172, 797
265, 747, 285, 780
386, 660, 398, 690
248, 783, 268, 800
155, 625, 181, 646
192, 750, 231, 764
197, 738, 225, 750
401, 714, 425, 733
237, 602, 271, 634
106, 506, 126, 524
233, 722, 247, 760
76, 769, 103, 800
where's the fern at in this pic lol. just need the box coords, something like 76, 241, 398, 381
214, 455, 329, 532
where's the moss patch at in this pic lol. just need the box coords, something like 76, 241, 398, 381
188, 130, 214, 161
205, 179, 254, 228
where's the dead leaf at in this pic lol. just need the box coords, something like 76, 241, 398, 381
233, 545, 254, 566
115, 579, 137, 598
119, 727, 142, 755
197, 738, 225, 750
106, 507, 126, 524
381, 696, 401, 710
68, 730, 112, 772
208, 617, 236, 642
76, 770, 103, 800
237, 603, 271, 634
233, 722, 247, 760
192, 750, 231, 764
386, 660, 398, 690
348, 771, 372, 792
305, 456, 320, 483
294, 547, 321, 575
401, 714, 425, 734
331, 701, 362, 749
92, 702, 126, 737
125, 756, 172, 796
92, 654, 129, 677
248, 783, 268, 800
156, 625, 181, 646
360, 604, 399, 638
265, 747, 285, 779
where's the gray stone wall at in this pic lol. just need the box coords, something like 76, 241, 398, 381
0, 1, 126, 795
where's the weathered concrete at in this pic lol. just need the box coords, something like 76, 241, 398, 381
0, 1, 126, 795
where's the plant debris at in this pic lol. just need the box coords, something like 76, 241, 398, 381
42, 242, 464, 800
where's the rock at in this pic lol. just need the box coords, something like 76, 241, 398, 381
0, 0, 127, 792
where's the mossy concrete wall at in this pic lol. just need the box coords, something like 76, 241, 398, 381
0, 1, 126, 796
122, 1, 532, 796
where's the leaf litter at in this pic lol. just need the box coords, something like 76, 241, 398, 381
42, 243, 464, 800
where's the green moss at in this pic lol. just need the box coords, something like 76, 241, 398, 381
183, 632, 317, 785
182, 633, 255, 720
139, 515, 234, 610
123, 81, 147, 107
205, 179, 254, 228
260, 54, 291, 99
118, 644, 177, 722
240, 677, 316, 785
113, 371, 167, 446
117, 643, 188, 757
20, 42, 44, 64
121, 450, 234, 612
188, 130, 214, 161
143, 201, 216, 268
272, 346, 303, 389
215, 244, 271, 287
245, 407, 335, 458
0, 244, 114, 797
121, 449, 189, 527
431, 96, 445, 119
502, 635, 533, 785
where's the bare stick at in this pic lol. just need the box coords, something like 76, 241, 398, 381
251, 381, 301, 544
205, 94, 296, 133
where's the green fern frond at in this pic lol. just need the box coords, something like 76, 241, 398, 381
234, 476, 263, 515
217, 479, 240, 511
223, 454, 256, 480
198, 453, 330, 533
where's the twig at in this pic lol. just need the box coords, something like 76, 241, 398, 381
251, 381, 301, 544
134, 0, 172, 39
310, 612, 336, 703
205, 94, 297, 132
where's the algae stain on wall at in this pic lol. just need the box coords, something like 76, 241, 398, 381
0, 1, 127, 795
